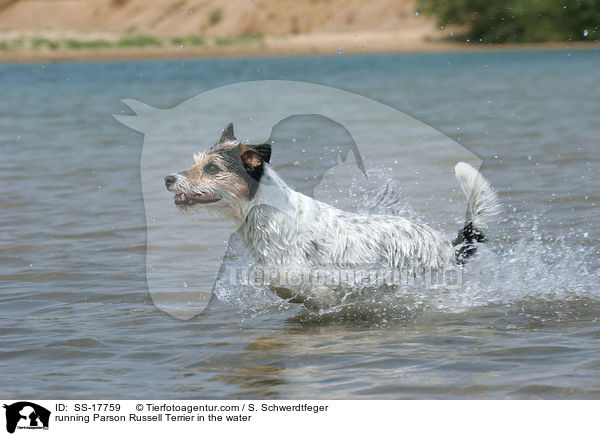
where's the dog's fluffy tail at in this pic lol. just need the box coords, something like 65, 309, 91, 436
453, 162, 499, 263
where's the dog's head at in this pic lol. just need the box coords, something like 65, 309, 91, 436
165, 123, 271, 220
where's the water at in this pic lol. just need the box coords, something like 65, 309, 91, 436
1, 50, 599, 399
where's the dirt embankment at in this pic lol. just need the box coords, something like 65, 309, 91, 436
0, 0, 596, 62
0, 0, 430, 36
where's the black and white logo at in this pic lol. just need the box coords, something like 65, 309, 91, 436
3, 402, 50, 434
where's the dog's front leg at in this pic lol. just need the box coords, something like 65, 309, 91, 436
269, 285, 317, 308
268, 285, 337, 311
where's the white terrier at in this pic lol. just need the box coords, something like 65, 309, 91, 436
165, 123, 499, 307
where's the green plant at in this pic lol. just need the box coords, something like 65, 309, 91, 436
64, 39, 112, 49
117, 35, 162, 47
418, 0, 600, 43
11, 38, 23, 48
216, 34, 263, 46
238, 34, 262, 43
215, 37, 233, 46
32, 38, 59, 50
209, 8, 222, 25
187, 35, 206, 46
171, 36, 206, 47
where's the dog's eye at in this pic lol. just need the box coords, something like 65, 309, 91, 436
204, 163, 220, 175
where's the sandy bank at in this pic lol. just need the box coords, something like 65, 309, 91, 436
0, 31, 597, 63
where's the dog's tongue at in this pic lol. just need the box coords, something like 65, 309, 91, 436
174, 193, 218, 204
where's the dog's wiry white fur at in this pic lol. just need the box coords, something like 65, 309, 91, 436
237, 162, 497, 273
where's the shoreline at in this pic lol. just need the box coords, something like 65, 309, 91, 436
0, 33, 597, 64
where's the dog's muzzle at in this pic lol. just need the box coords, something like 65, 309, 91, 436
165, 174, 220, 206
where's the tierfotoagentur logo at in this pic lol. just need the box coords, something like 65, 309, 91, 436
229, 265, 464, 289
3, 402, 50, 434
114, 80, 484, 319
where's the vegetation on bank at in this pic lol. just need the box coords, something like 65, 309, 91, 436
0, 34, 263, 51
418, 0, 600, 43
215, 34, 262, 46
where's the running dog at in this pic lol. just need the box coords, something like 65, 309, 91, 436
165, 123, 499, 306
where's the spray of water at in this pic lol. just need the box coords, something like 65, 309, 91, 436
213, 168, 599, 323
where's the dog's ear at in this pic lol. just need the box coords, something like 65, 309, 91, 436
240, 143, 271, 168
218, 122, 236, 143
250, 143, 271, 163
240, 144, 262, 168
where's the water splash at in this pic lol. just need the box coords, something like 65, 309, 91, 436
213, 169, 599, 323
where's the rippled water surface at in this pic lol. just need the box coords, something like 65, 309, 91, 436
1, 50, 599, 399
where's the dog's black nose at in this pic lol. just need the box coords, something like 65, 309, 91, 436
165, 175, 177, 188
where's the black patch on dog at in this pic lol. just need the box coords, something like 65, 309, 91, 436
311, 240, 321, 252
453, 221, 487, 264
240, 144, 271, 198
213, 123, 272, 199
208, 143, 269, 200
242, 161, 264, 198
